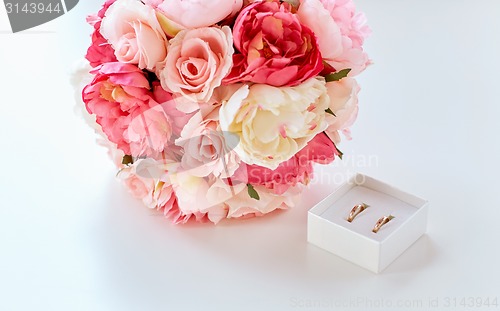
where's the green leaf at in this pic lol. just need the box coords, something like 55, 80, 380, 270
335, 145, 344, 160
247, 184, 260, 200
325, 68, 351, 82
325, 108, 336, 116
122, 155, 134, 165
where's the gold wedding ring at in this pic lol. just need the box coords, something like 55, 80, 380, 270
372, 215, 395, 233
347, 203, 370, 222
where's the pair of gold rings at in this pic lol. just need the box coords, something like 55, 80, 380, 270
347, 203, 395, 233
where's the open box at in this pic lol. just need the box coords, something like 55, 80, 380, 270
307, 173, 429, 273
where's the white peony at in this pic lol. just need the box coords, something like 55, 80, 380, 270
219, 77, 330, 170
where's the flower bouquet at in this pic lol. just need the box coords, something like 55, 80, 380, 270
77, 0, 370, 224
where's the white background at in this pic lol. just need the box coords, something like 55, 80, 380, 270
1, 1, 500, 310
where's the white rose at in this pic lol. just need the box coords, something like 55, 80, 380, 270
100, 0, 168, 71
219, 77, 330, 170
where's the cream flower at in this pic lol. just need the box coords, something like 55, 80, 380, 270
219, 78, 329, 170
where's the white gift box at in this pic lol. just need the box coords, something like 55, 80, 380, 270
307, 173, 429, 273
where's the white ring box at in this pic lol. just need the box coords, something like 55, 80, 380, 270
307, 173, 429, 273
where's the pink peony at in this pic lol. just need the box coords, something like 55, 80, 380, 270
143, 0, 243, 29
297, 0, 370, 76
83, 62, 172, 157
224, 0, 323, 87
158, 26, 234, 103
100, 0, 168, 72
296, 132, 338, 164
325, 77, 360, 144
85, 0, 117, 67
125, 103, 173, 158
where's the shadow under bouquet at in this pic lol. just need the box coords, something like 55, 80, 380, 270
76, 0, 370, 224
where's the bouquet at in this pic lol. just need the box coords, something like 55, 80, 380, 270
78, 0, 370, 224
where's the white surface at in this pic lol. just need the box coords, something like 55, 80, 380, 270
308, 174, 428, 273
1, 1, 500, 310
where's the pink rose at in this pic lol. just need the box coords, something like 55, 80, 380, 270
158, 26, 234, 103
325, 77, 360, 144
85, 0, 117, 67
143, 0, 243, 29
297, 0, 370, 76
176, 111, 240, 178
100, 0, 168, 71
224, 0, 323, 86
83, 62, 172, 157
